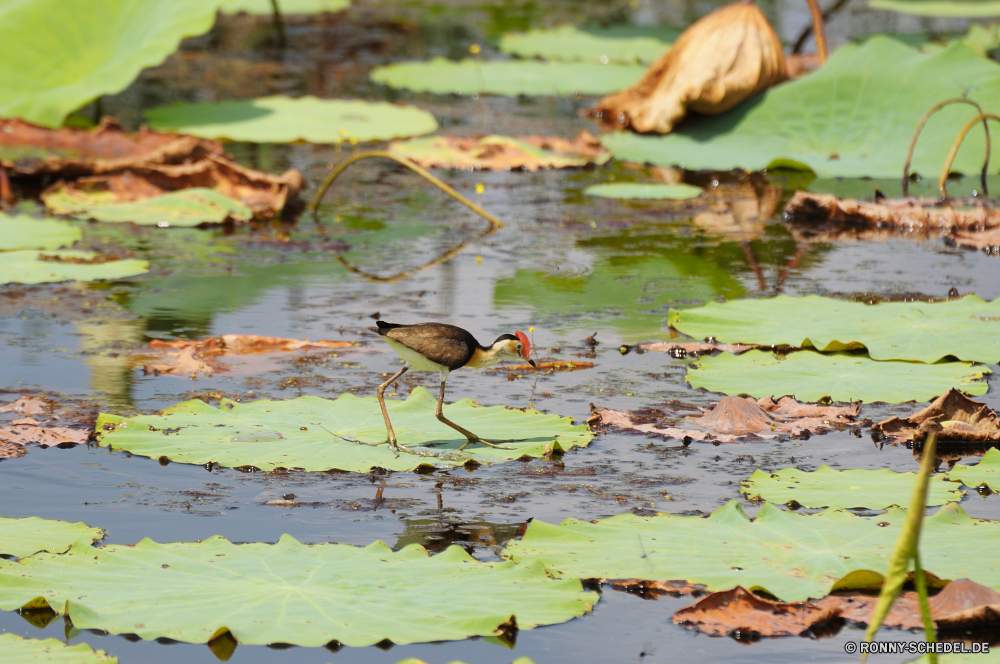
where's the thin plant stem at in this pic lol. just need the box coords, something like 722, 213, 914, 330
938, 113, 1000, 199
793, 0, 850, 54
802, 0, 829, 64
902, 98, 989, 196
913, 549, 938, 664
269, 0, 287, 48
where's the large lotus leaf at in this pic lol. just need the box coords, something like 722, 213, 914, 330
502, 501, 1000, 602
94, 386, 592, 472
42, 187, 252, 226
0, 536, 596, 647
948, 447, 1000, 491
584, 183, 702, 199
669, 294, 1000, 364
602, 38, 1000, 178
0, 517, 104, 558
370, 58, 646, 96
0, 0, 222, 128
686, 350, 989, 403
870, 0, 1000, 16
220, 0, 349, 14
0, 213, 80, 250
0, 634, 116, 664
146, 96, 437, 144
0, 250, 149, 285
498, 25, 677, 64
741, 466, 964, 509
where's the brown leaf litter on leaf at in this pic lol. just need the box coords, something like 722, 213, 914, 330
0, 117, 222, 178
589, 1, 787, 134
638, 340, 757, 356
873, 388, 1000, 444
387, 131, 610, 171
142, 334, 355, 377
673, 579, 1000, 638
489, 360, 596, 373
593, 395, 859, 443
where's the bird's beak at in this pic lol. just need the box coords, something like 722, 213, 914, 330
528, 358, 537, 367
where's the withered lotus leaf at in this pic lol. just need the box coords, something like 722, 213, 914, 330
142, 335, 354, 376
872, 388, 1000, 444
590, 1, 787, 134
387, 131, 610, 171
784, 191, 1000, 230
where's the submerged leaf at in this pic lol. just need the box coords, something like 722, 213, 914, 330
872, 389, 1000, 444
0, 516, 103, 558
43, 187, 252, 226
94, 386, 592, 472
686, 350, 989, 403
669, 294, 1000, 364
0, 634, 116, 664
370, 58, 646, 96
387, 132, 610, 171
948, 448, 1000, 491
0, 213, 81, 251
498, 25, 677, 64
0, 0, 221, 128
584, 183, 703, 199
741, 466, 964, 509
501, 501, 1000, 602
146, 96, 438, 144
0, 250, 149, 285
0, 537, 596, 647
602, 38, 1000, 178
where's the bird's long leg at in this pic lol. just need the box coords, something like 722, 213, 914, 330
434, 380, 519, 451
377, 366, 409, 455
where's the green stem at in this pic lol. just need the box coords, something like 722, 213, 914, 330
269, 0, 287, 48
913, 549, 938, 664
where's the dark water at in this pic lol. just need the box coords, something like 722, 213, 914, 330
2, 1, 999, 663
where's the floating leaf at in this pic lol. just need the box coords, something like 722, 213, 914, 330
501, 501, 1000, 602
0, 213, 81, 251
0, 0, 222, 128
669, 294, 1000, 364
0, 537, 596, 647
741, 466, 965, 509
686, 350, 989, 403
602, 38, 1000, 178
872, 389, 1000, 443
0, 517, 103, 558
948, 448, 1000, 491
785, 191, 1000, 231
387, 132, 610, 171
146, 96, 438, 144
370, 58, 646, 96
498, 25, 676, 64
220, 0, 349, 14
142, 334, 354, 376
94, 386, 592, 472
0, 250, 149, 285
584, 183, 702, 199
0, 634, 116, 664
870, 0, 1000, 17
43, 187, 252, 226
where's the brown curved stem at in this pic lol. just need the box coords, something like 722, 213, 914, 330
308, 150, 503, 228
793, 0, 849, 54
803, 0, 828, 64
939, 113, 1000, 199
903, 98, 989, 196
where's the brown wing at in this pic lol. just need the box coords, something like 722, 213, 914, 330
379, 322, 481, 370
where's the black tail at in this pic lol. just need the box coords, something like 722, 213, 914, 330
370, 320, 404, 336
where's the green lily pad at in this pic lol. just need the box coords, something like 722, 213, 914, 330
602, 38, 1000, 178
220, 0, 349, 14
0, 517, 104, 558
0, 634, 116, 664
42, 187, 252, 226
686, 350, 989, 403
502, 501, 1000, 602
669, 294, 1000, 364
741, 466, 965, 509
0, 250, 149, 285
0, 536, 597, 647
94, 386, 592, 472
370, 58, 646, 96
948, 447, 1000, 491
584, 183, 703, 199
0, 0, 221, 128
498, 25, 677, 64
0, 213, 81, 250
145, 96, 438, 144
870, 0, 1000, 16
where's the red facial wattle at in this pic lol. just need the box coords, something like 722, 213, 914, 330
514, 330, 531, 360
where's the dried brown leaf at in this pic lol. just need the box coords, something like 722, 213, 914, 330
142, 335, 354, 377
491, 361, 595, 372
0, 442, 26, 459
0, 424, 88, 447
784, 191, 1000, 230
609, 579, 708, 598
0, 396, 58, 416
388, 131, 610, 171
590, 1, 787, 134
673, 586, 838, 637
872, 388, 1000, 444
638, 341, 757, 355
954, 227, 1000, 252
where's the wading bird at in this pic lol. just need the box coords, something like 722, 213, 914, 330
370, 321, 536, 455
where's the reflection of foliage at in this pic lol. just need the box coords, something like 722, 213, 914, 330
395, 518, 525, 553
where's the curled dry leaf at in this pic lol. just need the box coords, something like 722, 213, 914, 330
0, 117, 222, 178
593, 395, 859, 443
784, 191, 1000, 231
0, 423, 89, 457
387, 131, 610, 171
673, 579, 1000, 637
143, 334, 354, 377
590, 1, 787, 134
872, 388, 1000, 444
